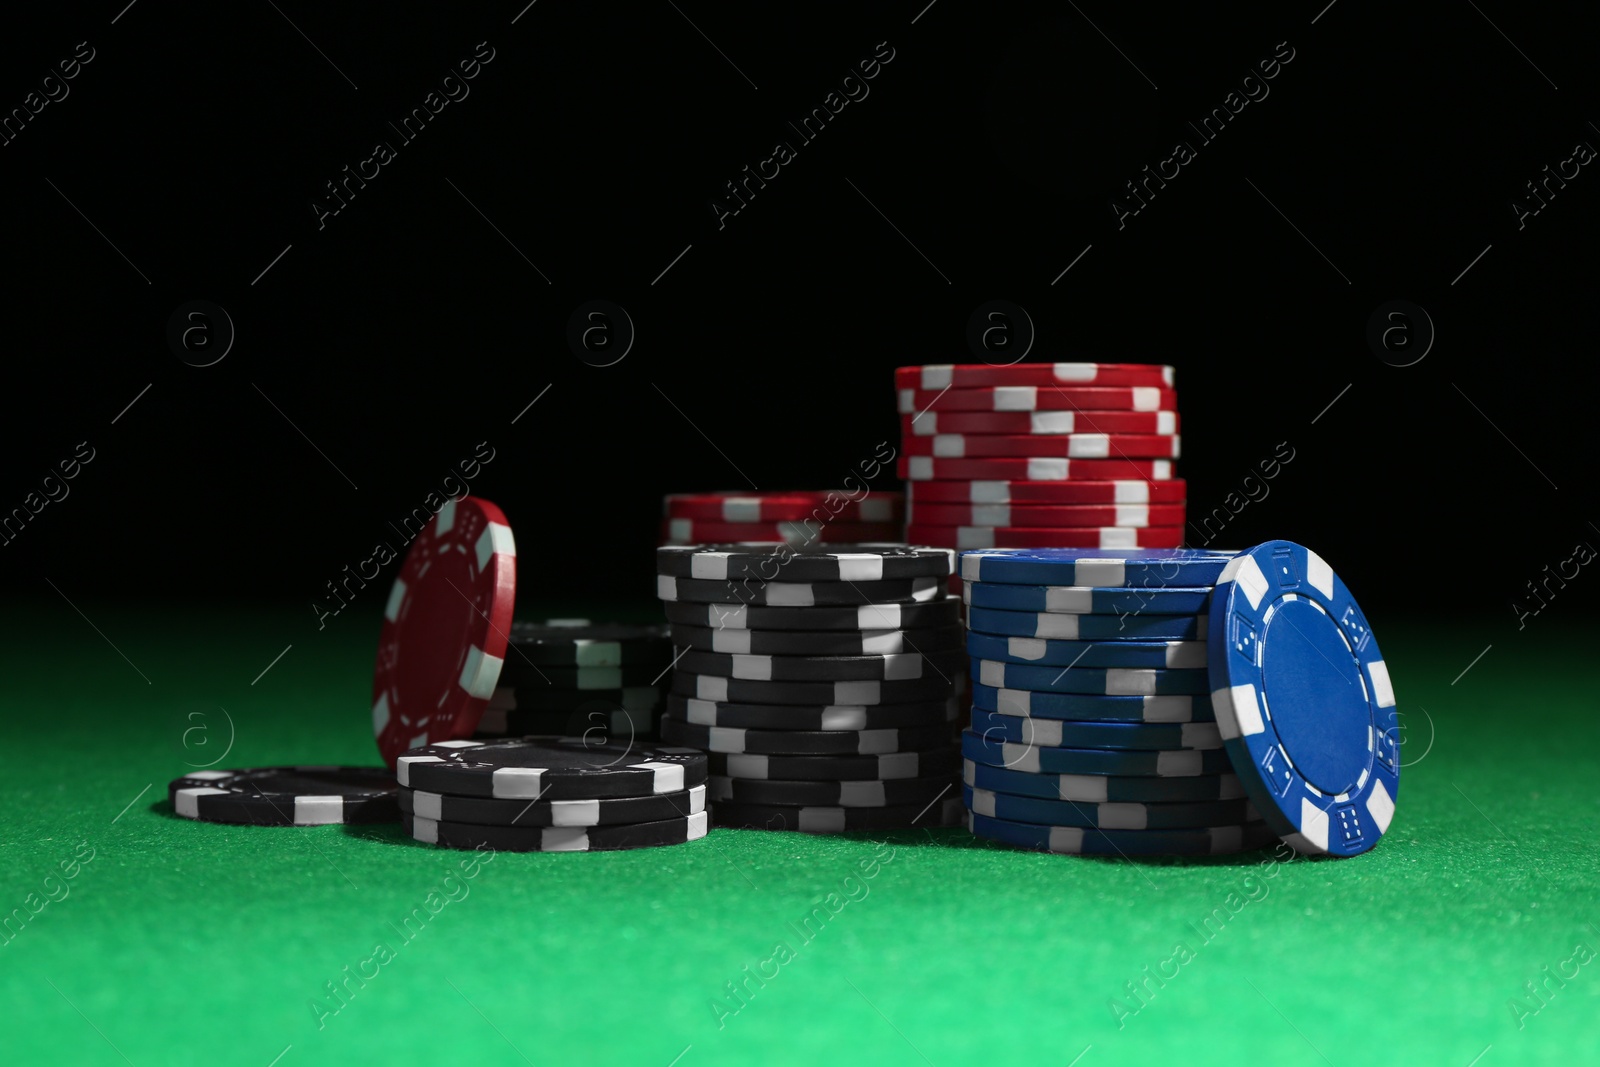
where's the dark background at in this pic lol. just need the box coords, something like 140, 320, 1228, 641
2, 1, 1593, 636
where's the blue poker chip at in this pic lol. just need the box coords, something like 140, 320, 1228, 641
966, 605, 1207, 642
966, 631, 1207, 669
972, 682, 1210, 723
1207, 541, 1399, 857
972, 658, 1211, 695
961, 729, 1232, 776
967, 810, 1276, 856
964, 582, 1212, 615
964, 759, 1246, 803
969, 708, 1222, 751
962, 784, 1256, 830
959, 548, 1237, 587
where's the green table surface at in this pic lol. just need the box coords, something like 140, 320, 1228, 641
4, 602, 1597, 1067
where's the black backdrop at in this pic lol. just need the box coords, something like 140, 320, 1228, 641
2, 1, 1594, 631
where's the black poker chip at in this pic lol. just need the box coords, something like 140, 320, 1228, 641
403, 810, 708, 851
667, 622, 961, 657
674, 648, 964, 683
707, 773, 959, 808
711, 796, 965, 833
396, 738, 708, 800
670, 671, 956, 706
398, 783, 705, 827
667, 693, 958, 731
660, 714, 954, 756
662, 598, 961, 632
656, 544, 954, 582
657, 574, 944, 606
503, 619, 670, 666
168, 766, 398, 826
707, 748, 960, 782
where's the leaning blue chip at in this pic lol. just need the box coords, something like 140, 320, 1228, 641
964, 582, 1212, 615
972, 658, 1211, 695
959, 548, 1237, 587
1207, 540, 1399, 857
966, 632, 1207, 669
966, 605, 1207, 642
969, 708, 1222, 750
972, 682, 1211, 723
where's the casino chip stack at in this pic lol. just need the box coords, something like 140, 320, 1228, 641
957, 547, 1272, 856
476, 620, 673, 741
395, 737, 711, 851
655, 542, 967, 833
895, 364, 1185, 593
661, 490, 904, 546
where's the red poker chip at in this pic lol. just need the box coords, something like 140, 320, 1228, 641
902, 410, 1178, 437
660, 518, 903, 546
906, 524, 1187, 550
908, 479, 1187, 505
895, 363, 1173, 389
902, 432, 1180, 460
372, 497, 517, 766
898, 456, 1173, 481
897, 386, 1176, 414
662, 491, 902, 524
908, 502, 1186, 528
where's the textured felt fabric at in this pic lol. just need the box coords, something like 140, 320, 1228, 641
3, 606, 1596, 1067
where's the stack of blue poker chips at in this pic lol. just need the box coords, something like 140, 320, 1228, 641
956, 548, 1278, 857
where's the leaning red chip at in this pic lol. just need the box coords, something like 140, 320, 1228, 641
372, 496, 517, 766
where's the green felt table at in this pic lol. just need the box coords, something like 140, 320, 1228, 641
4, 602, 1597, 1067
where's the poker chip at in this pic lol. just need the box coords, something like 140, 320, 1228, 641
902, 410, 1178, 437
964, 759, 1246, 804
965, 632, 1207, 669
902, 432, 1181, 459
962, 729, 1230, 776
963, 582, 1212, 615
670, 671, 956, 706
668, 694, 959, 731
488, 684, 663, 714
398, 783, 705, 827
899, 456, 1173, 481
958, 547, 1236, 587
662, 599, 963, 632
663, 491, 903, 524
661, 519, 902, 546
1207, 540, 1400, 857
713, 796, 965, 833
898, 385, 1177, 413
395, 738, 708, 800
966, 605, 1206, 641
657, 574, 944, 606
169, 767, 398, 826
405, 810, 708, 852
970, 708, 1222, 750
968, 811, 1275, 856
501, 620, 670, 667
908, 524, 1187, 550
972, 659, 1212, 696
655, 543, 954, 582
668, 622, 962, 657
707, 774, 958, 808
895, 363, 1175, 389
660, 714, 953, 755
963, 785, 1252, 830
473, 703, 661, 740
910, 502, 1186, 528
972, 683, 1210, 723
708, 748, 961, 781
674, 648, 965, 682
371, 497, 517, 766
909, 479, 1187, 505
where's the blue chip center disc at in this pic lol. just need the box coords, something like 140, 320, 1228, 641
1207, 541, 1399, 857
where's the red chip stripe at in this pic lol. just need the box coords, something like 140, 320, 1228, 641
898, 456, 1173, 481
894, 363, 1173, 389
909, 502, 1186, 528
661, 519, 903, 546
898, 386, 1176, 414
908, 479, 1187, 505
902, 410, 1177, 436
902, 433, 1180, 459
905, 524, 1188, 550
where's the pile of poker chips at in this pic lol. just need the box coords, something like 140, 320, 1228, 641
655, 542, 967, 833
958, 545, 1401, 857
661, 490, 904, 546
474, 620, 673, 742
895, 364, 1185, 563
394, 737, 710, 851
